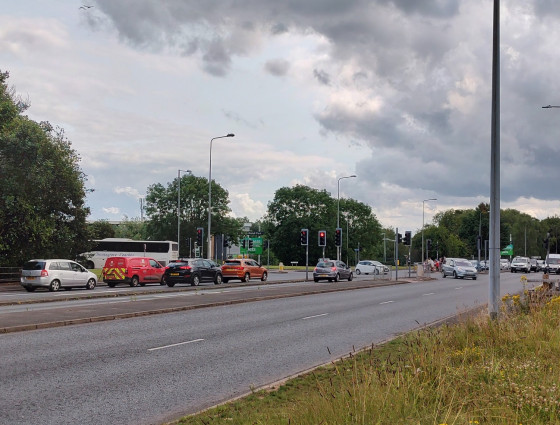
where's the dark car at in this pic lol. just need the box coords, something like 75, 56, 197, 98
164, 258, 223, 287
313, 259, 353, 282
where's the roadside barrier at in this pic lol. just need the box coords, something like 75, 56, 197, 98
0, 267, 20, 283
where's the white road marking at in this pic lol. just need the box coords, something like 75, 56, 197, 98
148, 339, 205, 352
422, 293, 435, 296
455, 287, 463, 289
379, 301, 394, 305
302, 313, 328, 320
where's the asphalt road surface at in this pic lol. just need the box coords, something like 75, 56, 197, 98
0, 272, 529, 425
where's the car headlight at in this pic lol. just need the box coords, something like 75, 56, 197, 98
457, 267, 465, 272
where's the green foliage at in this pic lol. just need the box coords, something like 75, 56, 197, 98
144, 173, 244, 256
113, 216, 149, 240
87, 220, 115, 239
0, 71, 90, 266
263, 185, 382, 265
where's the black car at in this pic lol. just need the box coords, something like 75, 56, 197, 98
164, 258, 223, 286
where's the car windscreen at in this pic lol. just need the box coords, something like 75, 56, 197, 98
23, 261, 46, 270
548, 258, 560, 265
456, 261, 472, 267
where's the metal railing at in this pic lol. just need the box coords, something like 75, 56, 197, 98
0, 267, 21, 283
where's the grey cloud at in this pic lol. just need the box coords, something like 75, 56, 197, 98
202, 39, 231, 77
378, 0, 461, 18
313, 69, 331, 85
264, 59, 290, 76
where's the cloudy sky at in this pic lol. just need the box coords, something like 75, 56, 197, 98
3, 0, 560, 233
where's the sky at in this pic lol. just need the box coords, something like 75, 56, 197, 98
3, 0, 560, 234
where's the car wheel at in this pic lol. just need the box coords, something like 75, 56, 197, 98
191, 275, 200, 286
442, 272, 446, 278
166, 281, 175, 287
348, 272, 353, 281
356, 269, 361, 275
130, 276, 140, 287
24, 286, 36, 292
261, 272, 268, 282
473, 277, 477, 280
107, 282, 117, 288
314, 278, 319, 282
334, 273, 340, 282
160, 276, 166, 285
242, 272, 250, 283
453, 271, 458, 279
214, 273, 223, 285
85, 278, 96, 290
49, 280, 61, 292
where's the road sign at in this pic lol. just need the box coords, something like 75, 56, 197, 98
240, 237, 263, 255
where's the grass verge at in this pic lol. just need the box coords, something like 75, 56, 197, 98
173, 288, 560, 425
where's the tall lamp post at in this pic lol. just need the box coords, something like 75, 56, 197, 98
422, 198, 437, 263
177, 169, 192, 257
337, 175, 356, 261
208, 133, 235, 260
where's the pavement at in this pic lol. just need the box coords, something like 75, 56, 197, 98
0, 277, 416, 334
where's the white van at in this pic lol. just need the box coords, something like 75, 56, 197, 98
545, 253, 560, 274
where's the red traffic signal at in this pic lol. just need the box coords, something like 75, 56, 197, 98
318, 230, 326, 246
300, 229, 308, 245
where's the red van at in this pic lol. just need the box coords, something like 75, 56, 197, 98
102, 257, 165, 287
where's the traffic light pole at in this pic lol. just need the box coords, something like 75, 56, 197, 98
395, 227, 399, 281
305, 243, 309, 281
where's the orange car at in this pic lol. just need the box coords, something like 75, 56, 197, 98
221, 259, 268, 283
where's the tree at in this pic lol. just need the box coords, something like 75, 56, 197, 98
263, 185, 382, 265
0, 71, 90, 266
113, 216, 149, 240
88, 220, 115, 239
144, 174, 234, 256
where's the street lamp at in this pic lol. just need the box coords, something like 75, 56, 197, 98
542, 105, 560, 108
208, 133, 234, 260
337, 175, 356, 261
177, 169, 192, 257
422, 198, 437, 263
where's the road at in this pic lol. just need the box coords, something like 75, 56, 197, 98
0, 272, 530, 425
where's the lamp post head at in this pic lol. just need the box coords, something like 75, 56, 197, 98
227, 133, 235, 137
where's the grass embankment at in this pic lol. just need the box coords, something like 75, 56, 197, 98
174, 289, 560, 425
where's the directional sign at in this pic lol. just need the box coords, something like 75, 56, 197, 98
240, 237, 263, 255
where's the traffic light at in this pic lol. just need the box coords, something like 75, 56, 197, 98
397, 233, 402, 244
427, 239, 432, 251
241, 239, 247, 249
223, 236, 229, 247
544, 237, 549, 250
196, 227, 203, 246
248, 239, 254, 249
318, 230, 326, 246
476, 235, 481, 250
404, 231, 411, 246
335, 228, 342, 247
300, 229, 309, 246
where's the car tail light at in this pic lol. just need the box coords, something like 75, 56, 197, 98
314, 267, 318, 272
41, 269, 48, 277
331, 267, 337, 271
179, 266, 191, 270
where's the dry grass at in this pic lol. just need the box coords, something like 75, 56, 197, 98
174, 288, 560, 425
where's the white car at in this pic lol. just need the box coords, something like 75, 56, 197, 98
500, 259, 510, 270
355, 260, 389, 275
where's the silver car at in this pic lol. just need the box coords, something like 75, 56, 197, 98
313, 259, 353, 282
442, 258, 477, 280
20, 259, 98, 292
